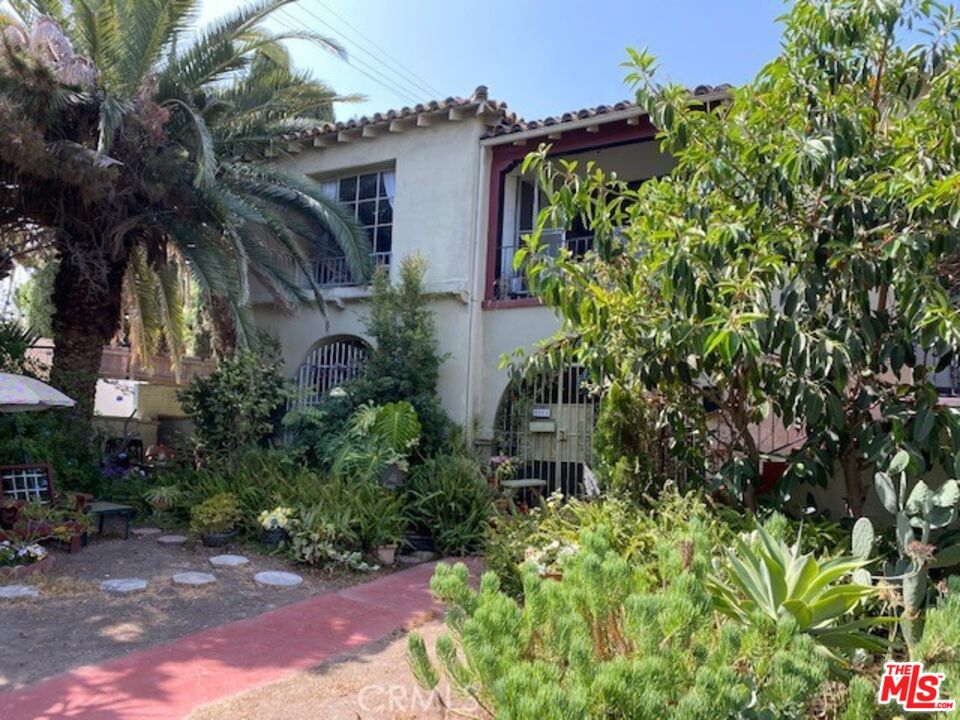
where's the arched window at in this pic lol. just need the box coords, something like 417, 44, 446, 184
290, 336, 369, 409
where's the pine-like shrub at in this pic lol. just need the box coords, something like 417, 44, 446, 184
409, 525, 873, 719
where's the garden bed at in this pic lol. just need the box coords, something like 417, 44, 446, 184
0, 524, 395, 690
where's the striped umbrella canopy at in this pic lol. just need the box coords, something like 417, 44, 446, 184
0, 372, 76, 412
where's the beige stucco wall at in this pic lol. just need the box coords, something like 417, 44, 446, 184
265, 117, 486, 293
253, 116, 490, 430
252, 120, 676, 441
257, 293, 474, 425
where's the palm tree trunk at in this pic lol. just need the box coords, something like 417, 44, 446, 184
49, 243, 127, 417
209, 294, 237, 358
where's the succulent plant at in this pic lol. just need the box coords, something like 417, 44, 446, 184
853, 450, 960, 655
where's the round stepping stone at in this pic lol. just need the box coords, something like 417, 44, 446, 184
172, 572, 216, 586
0, 585, 39, 599
156, 534, 188, 546
132, 527, 162, 537
101, 578, 147, 594
254, 571, 303, 588
209, 554, 249, 568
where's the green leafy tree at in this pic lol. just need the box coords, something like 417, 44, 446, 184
0, 0, 370, 414
521, 0, 960, 513
178, 348, 287, 461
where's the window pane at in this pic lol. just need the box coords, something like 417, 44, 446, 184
338, 176, 357, 203
375, 226, 392, 253
377, 198, 393, 225
359, 173, 379, 200
358, 200, 377, 226
518, 180, 535, 230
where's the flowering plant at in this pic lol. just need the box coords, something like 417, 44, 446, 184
489, 455, 517, 484
258, 506, 293, 531
0, 540, 47, 567
523, 538, 578, 576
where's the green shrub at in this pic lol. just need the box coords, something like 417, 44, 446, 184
406, 453, 494, 555
914, 577, 960, 707
592, 382, 672, 498
170, 448, 324, 537
178, 349, 287, 460
409, 526, 846, 719
0, 410, 101, 494
484, 489, 738, 598
189, 492, 241, 535
286, 476, 406, 568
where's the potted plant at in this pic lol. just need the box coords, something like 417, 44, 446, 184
257, 506, 293, 547
190, 493, 241, 547
488, 454, 517, 488
0, 538, 52, 579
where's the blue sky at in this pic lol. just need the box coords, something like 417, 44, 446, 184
200, 0, 787, 121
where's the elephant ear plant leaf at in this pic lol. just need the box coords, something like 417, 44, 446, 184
707, 524, 887, 658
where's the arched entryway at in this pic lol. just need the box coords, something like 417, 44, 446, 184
290, 335, 369, 409
493, 366, 599, 497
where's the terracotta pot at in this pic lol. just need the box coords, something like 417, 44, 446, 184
539, 571, 563, 582
0, 554, 54, 580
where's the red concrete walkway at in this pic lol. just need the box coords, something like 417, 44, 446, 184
0, 561, 456, 720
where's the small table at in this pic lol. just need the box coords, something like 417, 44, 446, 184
87, 502, 134, 540
500, 478, 548, 514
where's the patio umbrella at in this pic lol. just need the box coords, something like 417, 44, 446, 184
0, 373, 75, 413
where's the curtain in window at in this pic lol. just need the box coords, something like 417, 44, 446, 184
381, 170, 395, 208
319, 180, 337, 200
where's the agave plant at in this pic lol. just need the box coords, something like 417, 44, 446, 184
707, 524, 887, 654
0, 0, 370, 411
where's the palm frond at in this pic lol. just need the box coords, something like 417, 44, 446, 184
154, 256, 186, 381
222, 162, 372, 282
158, 0, 293, 94
166, 97, 216, 188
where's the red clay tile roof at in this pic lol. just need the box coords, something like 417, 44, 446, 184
484, 84, 733, 138
288, 86, 515, 141
288, 84, 732, 143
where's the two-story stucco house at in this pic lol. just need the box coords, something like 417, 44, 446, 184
254, 85, 728, 495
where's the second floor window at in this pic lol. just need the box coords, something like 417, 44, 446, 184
318, 169, 395, 286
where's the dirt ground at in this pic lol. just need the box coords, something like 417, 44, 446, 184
0, 516, 393, 691
188, 620, 476, 720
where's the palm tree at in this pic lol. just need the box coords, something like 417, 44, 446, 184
0, 0, 371, 414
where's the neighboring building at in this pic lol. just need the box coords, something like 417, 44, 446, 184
27, 341, 211, 452
253, 85, 727, 495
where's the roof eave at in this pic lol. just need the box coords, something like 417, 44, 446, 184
479, 89, 730, 147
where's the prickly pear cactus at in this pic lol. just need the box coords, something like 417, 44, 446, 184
851, 517, 875, 560
870, 455, 960, 655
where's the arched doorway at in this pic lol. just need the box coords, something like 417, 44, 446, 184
493, 366, 599, 497
290, 335, 369, 409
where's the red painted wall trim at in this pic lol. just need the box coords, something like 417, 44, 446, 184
481, 296, 542, 311
483, 118, 659, 304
